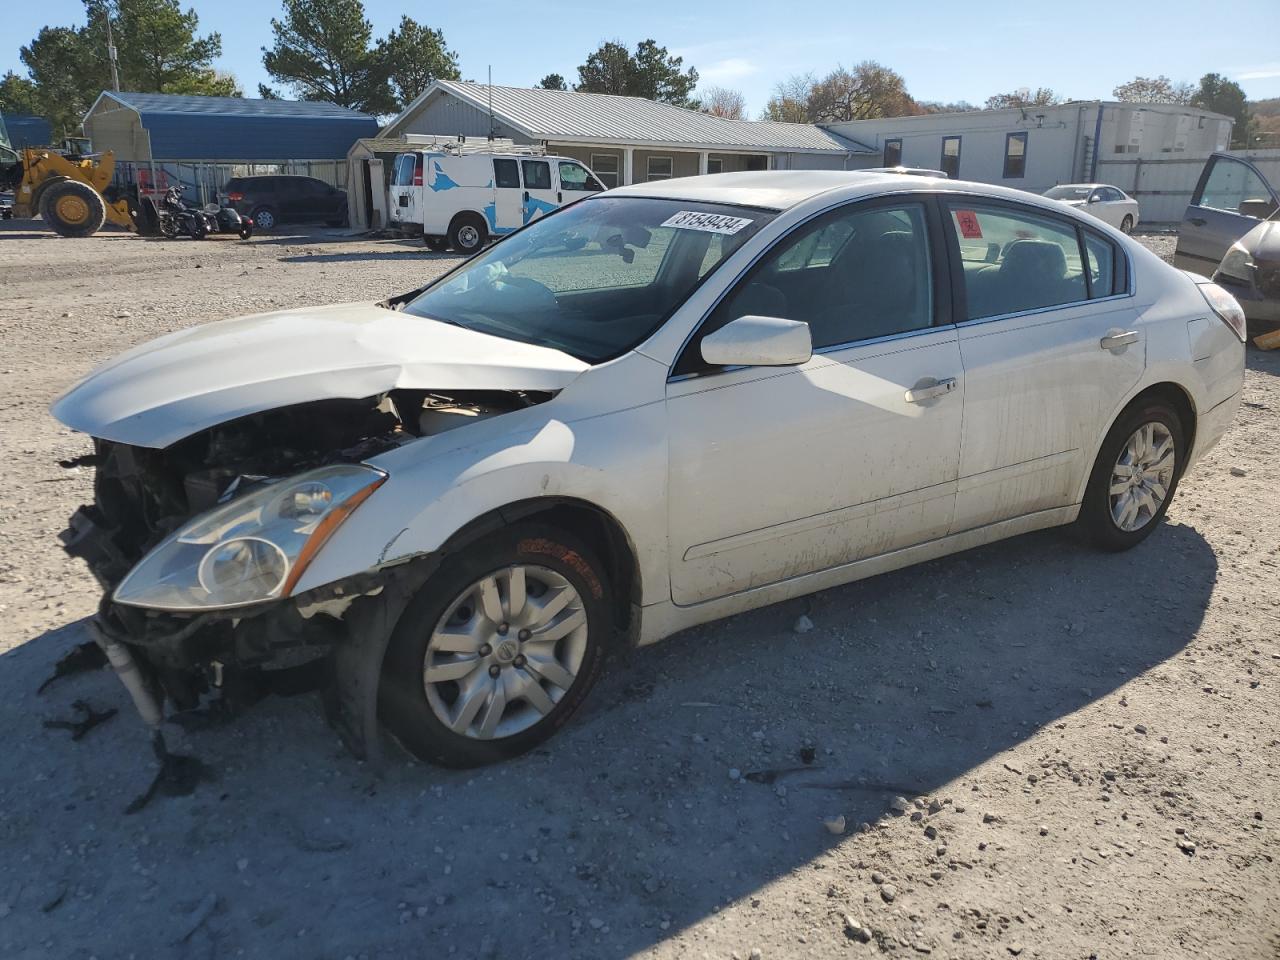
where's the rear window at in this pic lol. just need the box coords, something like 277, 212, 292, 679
224, 178, 247, 193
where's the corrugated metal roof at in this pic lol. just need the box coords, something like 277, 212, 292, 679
426, 81, 873, 154
104, 91, 374, 120
91, 92, 378, 162
1, 114, 53, 148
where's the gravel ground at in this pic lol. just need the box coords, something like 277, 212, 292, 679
0, 221, 1276, 960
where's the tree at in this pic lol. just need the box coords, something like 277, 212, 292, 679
699, 85, 745, 119
0, 72, 43, 116
1112, 75, 1193, 104
262, 0, 395, 113
84, 0, 235, 96
1192, 73, 1251, 146
761, 74, 812, 122
377, 15, 460, 110
917, 100, 978, 114
535, 73, 567, 91
19, 26, 100, 138
805, 62, 918, 122
984, 87, 1062, 110
257, 83, 282, 99
575, 39, 698, 106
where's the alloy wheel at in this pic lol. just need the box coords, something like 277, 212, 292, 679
422, 565, 588, 740
1109, 421, 1175, 532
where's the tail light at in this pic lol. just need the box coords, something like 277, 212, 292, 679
226, 191, 244, 202
1197, 281, 1247, 343
412, 160, 423, 187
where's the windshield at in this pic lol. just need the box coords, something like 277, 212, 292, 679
1044, 186, 1092, 200
403, 196, 775, 363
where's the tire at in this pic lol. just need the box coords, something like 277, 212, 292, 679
39, 180, 106, 238
424, 236, 449, 252
448, 213, 487, 254
379, 523, 612, 767
1076, 398, 1185, 552
1120, 215, 1134, 234
238, 224, 253, 240
251, 206, 278, 231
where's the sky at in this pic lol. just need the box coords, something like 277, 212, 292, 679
5, 0, 1280, 116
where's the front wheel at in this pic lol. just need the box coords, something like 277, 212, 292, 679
379, 525, 611, 767
1076, 399, 1184, 551
238, 224, 253, 240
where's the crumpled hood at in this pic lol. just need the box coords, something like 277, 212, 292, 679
52, 302, 589, 448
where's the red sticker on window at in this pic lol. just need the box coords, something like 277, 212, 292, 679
955, 210, 983, 239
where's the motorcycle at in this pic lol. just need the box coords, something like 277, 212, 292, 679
146, 187, 253, 240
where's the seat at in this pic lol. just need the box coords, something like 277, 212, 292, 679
996, 239, 1081, 313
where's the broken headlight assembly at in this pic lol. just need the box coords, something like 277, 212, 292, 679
1217, 242, 1256, 287
114, 464, 387, 612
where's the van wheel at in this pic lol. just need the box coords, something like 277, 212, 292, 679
379, 524, 611, 767
1076, 398, 1184, 551
448, 214, 487, 254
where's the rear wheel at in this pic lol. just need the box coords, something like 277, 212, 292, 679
251, 206, 278, 231
448, 213, 487, 254
1077, 399, 1184, 551
379, 524, 611, 767
1120, 215, 1134, 234
40, 180, 107, 238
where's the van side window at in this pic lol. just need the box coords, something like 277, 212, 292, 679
493, 159, 520, 189
559, 161, 599, 192
522, 160, 552, 190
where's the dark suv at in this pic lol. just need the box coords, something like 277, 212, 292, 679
221, 175, 347, 231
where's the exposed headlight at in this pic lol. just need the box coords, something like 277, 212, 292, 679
1217, 242, 1256, 286
1196, 281, 1247, 343
114, 464, 387, 612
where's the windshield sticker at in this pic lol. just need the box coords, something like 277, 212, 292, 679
661, 211, 755, 235
955, 210, 983, 239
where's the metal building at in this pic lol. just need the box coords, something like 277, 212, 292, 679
0, 113, 53, 149
82, 91, 379, 204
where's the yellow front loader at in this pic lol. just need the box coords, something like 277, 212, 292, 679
11, 148, 135, 237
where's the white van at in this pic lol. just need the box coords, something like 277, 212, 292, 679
389, 147, 607, 253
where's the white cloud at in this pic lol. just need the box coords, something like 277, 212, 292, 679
1235, 63, 1280, 81
698, 57, 759, 85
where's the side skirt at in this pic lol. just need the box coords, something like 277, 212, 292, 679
637, 505, 1079, 646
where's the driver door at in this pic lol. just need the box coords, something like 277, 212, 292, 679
665, 199, 964, 605
1175, 154, 1280, 275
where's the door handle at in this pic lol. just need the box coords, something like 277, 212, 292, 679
1100, 330, 1139, 351
904, 377, 957, 404
523, 190, 530, 202
1188, 217, 1206, 226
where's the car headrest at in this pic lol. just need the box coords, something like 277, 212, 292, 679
1000, 239, 1067, 280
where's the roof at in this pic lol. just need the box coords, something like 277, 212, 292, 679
1, 113, 52, 149
610, 169, 948, 209
86, 91, 379, 162
832, 99, 1234, 127
387, 81, 875, 154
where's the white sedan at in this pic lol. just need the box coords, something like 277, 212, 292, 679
1044, 183, 1141, 233
54, 171, 1244, 768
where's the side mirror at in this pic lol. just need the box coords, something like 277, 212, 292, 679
1088, 195, 1101, 204
700, 315, 812, 368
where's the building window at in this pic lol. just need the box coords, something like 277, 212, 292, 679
647, 156, 674, 181
707, 156, 723, 174
940, 137, 961, 178
1003, 132, 1027, 179
883, 138, 902, 167
590, 154, 619, 188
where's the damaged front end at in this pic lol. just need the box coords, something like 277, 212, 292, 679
58, 389, 545, 760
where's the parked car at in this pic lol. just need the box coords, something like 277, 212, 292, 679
53, 171, 1244, 768
389, 149, 607, 253
1174, 152, 1280, 328
1044, 184, 1140, 232
862, 166, 951, 178
220, 175, 348, 231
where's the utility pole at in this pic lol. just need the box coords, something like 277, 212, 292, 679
105, 4, 121, 92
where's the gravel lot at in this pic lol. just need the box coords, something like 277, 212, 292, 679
0, 221, 1276, 960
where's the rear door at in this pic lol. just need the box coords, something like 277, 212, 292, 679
1175, 154, 1280, 275
943, 199, 1145, 532
521, 159, 558, 224
389, 153, 420, 228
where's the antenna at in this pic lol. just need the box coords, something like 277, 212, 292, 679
488, 65, 495, 142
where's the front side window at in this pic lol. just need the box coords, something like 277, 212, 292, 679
558, 161, 599, 192
676, 202, 934, 375
941, 137, 961, 178
1003, 132, 1027, 179
590, 154, 619, 188
404, 196, 774, 363
493, 158, 520, 189
522, 160, 552, 190
883, 138, 903, 167
946, 203, 1087, 319
647, 156, 673, 181
1197, 158, 1275, 217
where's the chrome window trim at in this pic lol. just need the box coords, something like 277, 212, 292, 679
952, 291, 1134, 332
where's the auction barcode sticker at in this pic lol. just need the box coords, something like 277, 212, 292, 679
661, 211, 755, 235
